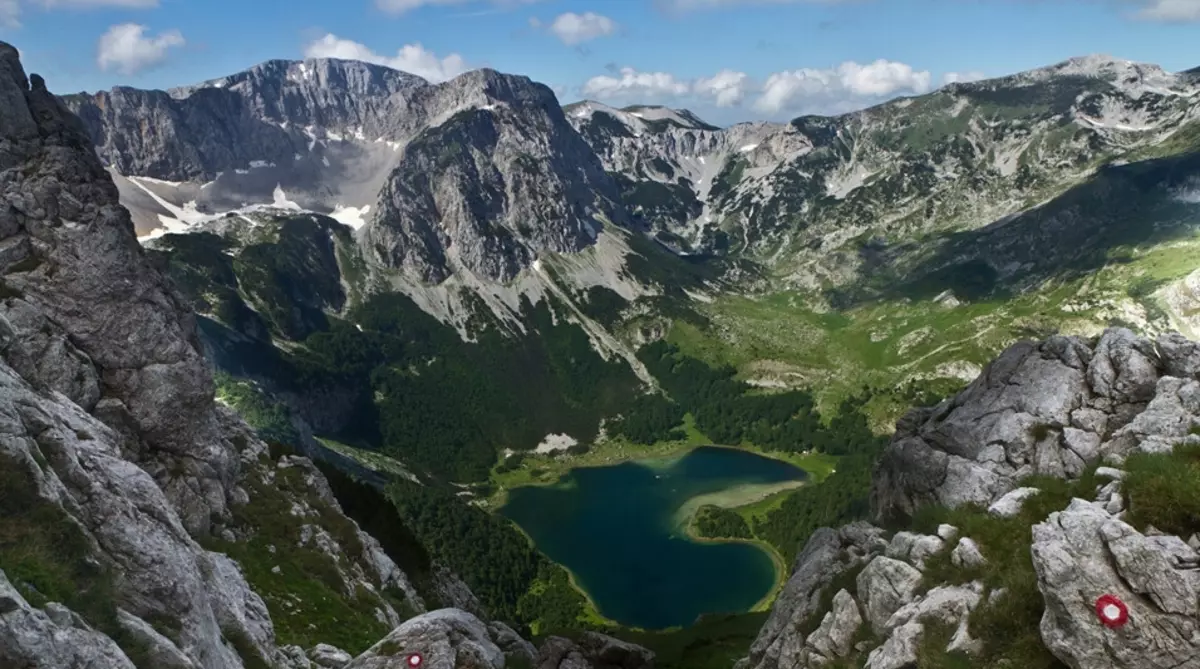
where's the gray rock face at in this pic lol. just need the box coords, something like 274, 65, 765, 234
0, 40, 562, 669
856, 557, 924, 634
64, 58, 424, 182
735, 523, 888, 669
1031, 499, 1200, 668
0, 570, 137, 669
0, 353, 271, 668
738, 521, 988, 669
360, 73, 626, 282
870, 327, 1200, 521
805, 589, 862, 661
747, 328, 1200, 669
1, 40, 235, 535
65, 59, 627, 283
572, 60, 1200, 283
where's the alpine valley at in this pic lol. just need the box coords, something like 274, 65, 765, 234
3, 32, 1200, 669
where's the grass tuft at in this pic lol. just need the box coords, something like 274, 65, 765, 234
1123, 442, 1200, 537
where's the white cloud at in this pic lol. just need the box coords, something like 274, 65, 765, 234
1133, 0, 1200, 21
375, 0, 545, 16
836, 59, 931, 96
543, 11, 618, 45
581, 59, 936, 118
582, 67, 690, 100
303, 34, 468, 83
752, 59, 932, 114
694, 69, 749, 107
96, 23, 184, 75
941, 70, 986, 85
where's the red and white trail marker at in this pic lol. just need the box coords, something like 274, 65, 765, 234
406, 653, 424, 668
1095, 594, 1129, 628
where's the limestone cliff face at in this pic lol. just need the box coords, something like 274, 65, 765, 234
0, 39, 417, 669
740, 327, 1200, 669
63, 60, 626, 284
0, 41, 652, 669
871, 327, 1188, 520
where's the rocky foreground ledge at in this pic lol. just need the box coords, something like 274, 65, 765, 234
739, 327, 1200, 669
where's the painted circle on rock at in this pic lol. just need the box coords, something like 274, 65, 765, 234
407, 653, 423, 667
1095, 594, 1129, 628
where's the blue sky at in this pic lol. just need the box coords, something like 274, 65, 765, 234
4, 0, 1199, 124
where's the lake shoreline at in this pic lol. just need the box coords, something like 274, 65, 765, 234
680, 529, 789, 614
504, 519, 621, 632
497, 439, 826, 630
674, 479, 805, 614
488, 440, 836, 507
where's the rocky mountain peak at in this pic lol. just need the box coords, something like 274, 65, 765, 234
58, 56, 625, 283
170, 57, 429, 102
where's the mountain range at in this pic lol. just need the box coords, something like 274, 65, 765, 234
62, 53, 1200, 290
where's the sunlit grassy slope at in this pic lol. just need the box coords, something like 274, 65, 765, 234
666, 229, 1200, 430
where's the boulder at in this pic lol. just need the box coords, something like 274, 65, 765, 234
346, 609, 507, 669
805, 589, 862, 661
871, 335, 1094, 521
863, 622, 922, 669
310, 643, 354, 668
950, 538, 986, 569
856, 557, 923, 634
987, 487, 1041, 517
536, 633, 654, 669
736, 523, 887, 669
885, 532, 944, 569
1031, 499, 1200, 668
575, 632, 655, 669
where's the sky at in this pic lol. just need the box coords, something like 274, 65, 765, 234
3, 0, 1199, 125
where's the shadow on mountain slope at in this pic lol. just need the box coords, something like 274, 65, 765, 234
839, 144, 1200, 306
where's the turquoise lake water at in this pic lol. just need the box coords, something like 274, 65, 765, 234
500, 446, 808, 629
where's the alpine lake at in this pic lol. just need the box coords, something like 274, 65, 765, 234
500, 445, 809, 630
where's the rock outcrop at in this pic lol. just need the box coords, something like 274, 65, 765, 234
871, 328, 1200, 521
735, 521, 987, 669
743, 327, 1200, 669
345, 609, 534, 669
1032, 499, 1200, 668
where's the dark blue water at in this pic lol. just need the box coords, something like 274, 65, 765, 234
500, 446, 808, 629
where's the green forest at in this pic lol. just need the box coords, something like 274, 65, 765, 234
692, 506, 752, 540
385, 479, 544, 627
632, 341, 885, 457
158, 225, 643, 482
303, 293, 639, 481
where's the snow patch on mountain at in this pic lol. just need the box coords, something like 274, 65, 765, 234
329, 204, 371, 230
